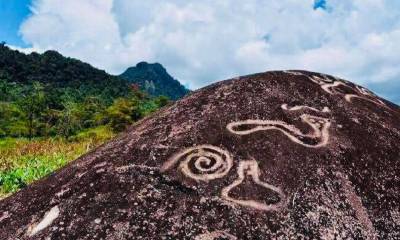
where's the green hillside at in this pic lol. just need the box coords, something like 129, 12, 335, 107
0, 44, 172, 197
120, 61, 190, 100
0, 43, 130, 104
0, 44, 169, 138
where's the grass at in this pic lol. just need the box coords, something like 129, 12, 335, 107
0, 126, 115, 199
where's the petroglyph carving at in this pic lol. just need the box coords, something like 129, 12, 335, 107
162, 102, 331, 212
221, 160, 285, 211
194, 230, 237, 240
287, 71, 389, 110
116, 164, 158, 173
309, 75, 389, 109
281, 103, 330, 113
161, 145, 233, 181
309, 75, 335, 85
345, 85, 387, 106
0, 211, 10, 223
284, 70, 306, 76
227, 114, 331, 148
27, 205, 59, 237
162, 147, 285, 212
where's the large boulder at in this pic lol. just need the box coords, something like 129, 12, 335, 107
1, 71, 399, 239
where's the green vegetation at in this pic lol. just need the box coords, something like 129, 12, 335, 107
0, 44, 172, 198
0, 126, 114, 198
0, 77, 168, 139
0, 89, 168, 198
120, 61, 190, 100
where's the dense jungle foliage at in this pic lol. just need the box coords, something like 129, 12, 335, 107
0, 44, 171, 197
0, 44, 170, 138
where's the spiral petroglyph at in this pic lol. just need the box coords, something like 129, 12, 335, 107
161, 145, 233, 181
227, 114, 331, 148
221, 160, 285, 211
281, 103, 330, 113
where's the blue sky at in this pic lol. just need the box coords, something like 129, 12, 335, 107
0, 0, 31, 47
313, 0, 327, 10
1, 0, 400, 104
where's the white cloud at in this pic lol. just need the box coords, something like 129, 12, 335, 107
18, 0, 400, 102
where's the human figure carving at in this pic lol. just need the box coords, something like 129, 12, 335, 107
162, 101, 331, 212
226, 114, 331, 148
161, 145, 233, 181
221, 160, 285, 211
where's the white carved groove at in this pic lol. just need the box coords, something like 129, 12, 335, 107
161, 145, 233, 181
281, 103, 330, 113
221, 160, 285, 211
226, 114, 331, 148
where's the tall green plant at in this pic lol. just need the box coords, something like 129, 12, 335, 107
17, 82, 46, 139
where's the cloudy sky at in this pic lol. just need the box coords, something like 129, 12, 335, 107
1, 0, 400, 103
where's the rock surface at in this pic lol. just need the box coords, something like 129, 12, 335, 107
1, 71, 400, 239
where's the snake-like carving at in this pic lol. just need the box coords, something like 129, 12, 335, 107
226, 114, 331, 148
281, 103, 330, 113
286, 71, 390, 110
161, 145, 233, 181
309, 74, 389, 109
162, 100, 333, 212
221, 160, 285, 211
345, 85, 387, 106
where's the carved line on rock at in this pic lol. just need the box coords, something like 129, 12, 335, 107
286, 72, 391, 111
161, 145, 233, 181
345, 86, 387, 106
281, 103, 330, 113
226, 114, 331, 148
284, 70, 309, 76
194, 230, 237, 240
309, 75, 390, 110
27, 205, 60, 237
221, 160, 285, 211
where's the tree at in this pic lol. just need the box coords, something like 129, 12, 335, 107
17, 82, 46, 139
80, 96, 105, 128
0, 102, 27, 137
155, 95, 170, 107
55, 101, 83, 139
105, 97, 142, 132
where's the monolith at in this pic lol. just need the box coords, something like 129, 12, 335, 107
1, 71, 399, 239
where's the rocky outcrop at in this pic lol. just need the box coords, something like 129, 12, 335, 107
1, 71, 399, 239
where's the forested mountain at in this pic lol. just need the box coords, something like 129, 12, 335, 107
0, 43, 130, 104
119, 62, 190, 100
0, 44, 169, 138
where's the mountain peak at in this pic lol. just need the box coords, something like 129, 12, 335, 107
135, 61, 162, 68
120, 62, 189, 100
